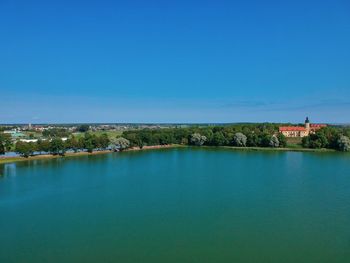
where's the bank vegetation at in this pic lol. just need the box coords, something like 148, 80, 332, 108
1, 124, 349, 161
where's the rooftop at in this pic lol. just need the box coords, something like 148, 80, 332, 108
279, 127, 306, 132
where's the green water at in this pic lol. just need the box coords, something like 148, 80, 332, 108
0, 148, 350, 263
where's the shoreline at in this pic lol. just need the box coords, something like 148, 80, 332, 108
0, 144, 338, 165
124, 144, 183, 152
214, 146, 336, 153
0, 145, 180, 165
0, 150, 113, 165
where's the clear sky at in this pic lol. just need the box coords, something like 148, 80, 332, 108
1, 0, 350, 124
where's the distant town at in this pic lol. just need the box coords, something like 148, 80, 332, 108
1, 123, 183, 144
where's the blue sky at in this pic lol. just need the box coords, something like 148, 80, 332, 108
1, 0, 350, 123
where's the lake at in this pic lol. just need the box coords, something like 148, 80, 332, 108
0, 148, 350, 262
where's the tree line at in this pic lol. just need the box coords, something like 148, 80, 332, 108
302, 126, 350, 151
11, 133, 135, 158
121, 124, 288, 148
14, 133, 111, 157
0, 133, 12, 155
1, 124, 350, 157
121, 124, 350, 151
41, 125, 90, 138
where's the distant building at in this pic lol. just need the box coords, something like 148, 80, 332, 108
279, 117, 327, 137
33, 126, 45, 132
18, 137, 67, 143
4, 130, 25, 139
19, 139, 38, 143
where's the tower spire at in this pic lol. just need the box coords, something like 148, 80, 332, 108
305, 117, 310, 135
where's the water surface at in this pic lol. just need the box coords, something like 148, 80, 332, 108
1, 148, 350, 262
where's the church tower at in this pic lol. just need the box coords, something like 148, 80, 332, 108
305, 117, 310, 135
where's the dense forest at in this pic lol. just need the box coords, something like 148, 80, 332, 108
1, 124, 350, 157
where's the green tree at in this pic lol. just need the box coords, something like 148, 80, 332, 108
50, 138, 65, 155
77, 125, 90, 132
277, 133, 287, 147
78, 136, 86, 150
302, 136, 310, 148
211, 132, 227, 146
181, 137, 188, 144
260, 133, 272, 147
65, 136, 79, 152
43, 128, 70, 138
308, 133, 328, 148
0, 133, 12, 154
15, 141, 34, 157
123, 132, 140, 147
316, 127, 339, 149
98, 133, 110, 149
83, 133, 95, 153
36, 139, 50, 153
246, 132, 259, 147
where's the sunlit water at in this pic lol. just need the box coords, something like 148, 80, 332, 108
1, 148, 350, 262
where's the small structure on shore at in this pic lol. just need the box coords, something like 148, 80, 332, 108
279, 117, 327, 137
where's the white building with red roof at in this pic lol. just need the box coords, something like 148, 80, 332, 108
279, 117, 327, 137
